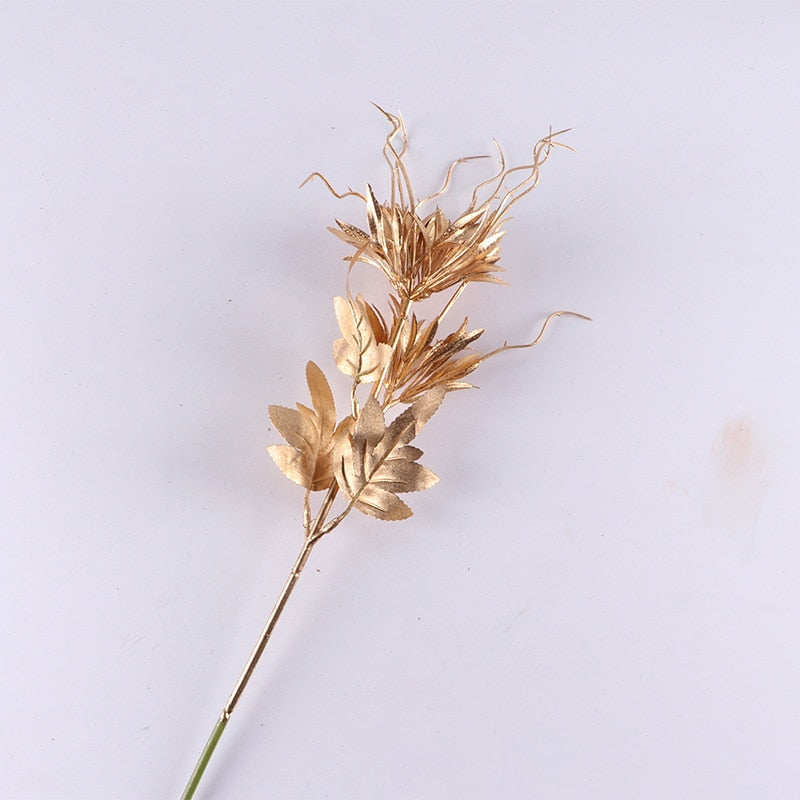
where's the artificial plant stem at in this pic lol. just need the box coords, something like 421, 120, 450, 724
223, 534, 317, 718
179, 714, 228, 800
180, 487, 337, 800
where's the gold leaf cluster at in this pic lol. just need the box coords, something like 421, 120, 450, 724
386, 313, 486, 404
270, 108, 583, 531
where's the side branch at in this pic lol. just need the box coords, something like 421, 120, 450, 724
483, 310, 591, 360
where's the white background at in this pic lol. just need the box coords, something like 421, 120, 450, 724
2, 3, 799, 799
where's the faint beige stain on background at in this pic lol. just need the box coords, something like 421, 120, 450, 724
704, 416, 774, 547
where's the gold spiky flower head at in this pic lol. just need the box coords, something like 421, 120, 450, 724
312, 105, 570, 301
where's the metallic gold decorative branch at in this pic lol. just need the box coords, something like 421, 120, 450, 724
179, 106, 587, 799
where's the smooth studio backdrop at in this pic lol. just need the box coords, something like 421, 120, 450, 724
2, 3, 799, 798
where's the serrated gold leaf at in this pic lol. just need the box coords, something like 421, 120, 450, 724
371, 459, 439, 493
354, 484, 412, 521
333, 389, 444, 521
267, 444, 310, 489
349, 396, 384, 485
268, 361, 339, 491
392, 444, 424, 461
268, 405, 316, 452
332, 295, 391, 383
354, 396, 386, 446
306, 360, 335, 439
378, 385, 446, 455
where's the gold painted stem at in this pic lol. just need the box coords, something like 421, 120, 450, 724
180, 486, 337, 800
222, 535, 317, 719
372, 295, 412, 402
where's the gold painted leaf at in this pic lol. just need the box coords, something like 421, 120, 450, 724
353, 484, 412, 521
267, 445, 310, 489
333, 388, 445, 521
306, 360, 336, 440
365, 183, 383, 244
331, 220, 370, 243
268, 405, 317, 452
370, 458, 438, 494
333, 295, 391, 383
268, 361, 339, 491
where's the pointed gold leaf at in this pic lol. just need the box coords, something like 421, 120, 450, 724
333, 219, 370, 241
365, 183, 381, 240
365, 183, 391, 258
451, 205, 487, 230
362, 301, 389, 344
